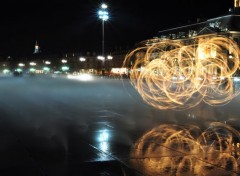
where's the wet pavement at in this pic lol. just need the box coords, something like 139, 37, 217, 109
0, 75, 240, 175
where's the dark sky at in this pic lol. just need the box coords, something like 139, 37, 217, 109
0, 0, 234, 56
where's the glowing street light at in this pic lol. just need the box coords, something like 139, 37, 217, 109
61, 59, 67, 64
29, 68, 36, 72
18, 63, 25, 67
107, 55, 113, 60
79, 57, 86, 72
101, 3, 108, 9
98, 3, 109, 76
79, 57, 86, 62
61, 66, 69, 71
97, 55, 113, 61
97, 56, 105, 61
29, 62, 36, 66
45, 61, 51, 65
97, 55, 113, 75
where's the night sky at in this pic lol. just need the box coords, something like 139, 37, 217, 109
0, 0, 234, 57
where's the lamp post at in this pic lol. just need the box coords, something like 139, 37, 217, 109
29, 62, 37, 74
97, 55, 113, 76
79, 57, 86, 73
43, 61, 51, 74
98, 3, 109, 76
61, 59, 69, 73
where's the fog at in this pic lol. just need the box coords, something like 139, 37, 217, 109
0, 75, 240, 175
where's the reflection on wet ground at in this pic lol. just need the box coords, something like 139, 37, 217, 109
0, 76, 240, 175
130, 122, 240, 176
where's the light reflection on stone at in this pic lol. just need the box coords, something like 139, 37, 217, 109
99, 141, 109, 153
95, 129, 112, 161
130, 122, 240, 175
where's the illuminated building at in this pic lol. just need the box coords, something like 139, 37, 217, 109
33, 41, 40, 54
133, 0, 240, 79
149, 0, 240, 46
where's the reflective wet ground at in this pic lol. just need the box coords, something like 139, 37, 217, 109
0, 75, 240, 175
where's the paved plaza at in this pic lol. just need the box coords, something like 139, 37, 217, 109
0, 75, 240, 175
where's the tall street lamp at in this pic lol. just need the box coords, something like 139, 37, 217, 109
43, 61, 51, 73
79, 57, 86, 73
98, 3, 109, 76
97, 55, 113, 76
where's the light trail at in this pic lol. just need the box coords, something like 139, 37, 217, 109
130, 123, 240, 176
123, 36, 240, 110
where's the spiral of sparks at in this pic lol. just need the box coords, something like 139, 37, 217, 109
130, 122, 240, 176
123, 36, 240, 110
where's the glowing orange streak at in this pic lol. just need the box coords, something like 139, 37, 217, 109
130, 123, 240, 175
123, 36, 240, 110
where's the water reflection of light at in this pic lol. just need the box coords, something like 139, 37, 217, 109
130, 123, 240, 176
98, 130, 109, 152
98, 129, 109, 142
99, 141, 108, 152
95, 129, 111, 161
67, 73, 94, 81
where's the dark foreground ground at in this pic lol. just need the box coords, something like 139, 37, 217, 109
0, 75, 240, 176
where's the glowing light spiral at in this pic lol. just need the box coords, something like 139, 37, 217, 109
130, 122, 240, 175
123, 36, 240, 110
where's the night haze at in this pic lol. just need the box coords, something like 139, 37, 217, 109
0, 0, 233, 56
1, 0, 240, 175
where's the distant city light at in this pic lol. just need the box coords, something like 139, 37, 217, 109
61, 59, 67, 63
61, 66, 69, 71
107, 55, 113, 60
101, 3, 108, 9
18, 63, 25, 67
45, 61, 51, 65
97, 56, 105, 61
29, 68, 36, 72
111, 68, 128, 74
98, 3, 109, 21
15, 68, 22, 72
43, 67, 50, 71
79, 57, 86, 62
98, 10, 109, 21
3, 69, 10, 74
29, 62, 36, 66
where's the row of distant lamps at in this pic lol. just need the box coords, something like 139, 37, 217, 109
18, 55, 113, 67
18, 1, 112, 74
17, 55, 112, 71
17, 61, 52, 73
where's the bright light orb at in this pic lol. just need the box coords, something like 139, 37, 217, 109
98, 3, 109, 21
18, 63, 25, 67
79, 57, 86, 62
29, 62, 36, 66
101, 3, 108, 9
61, 59, 67, 63
107, 55, 113, 60
67, 73, 93, 81
97, 56, 105, 61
